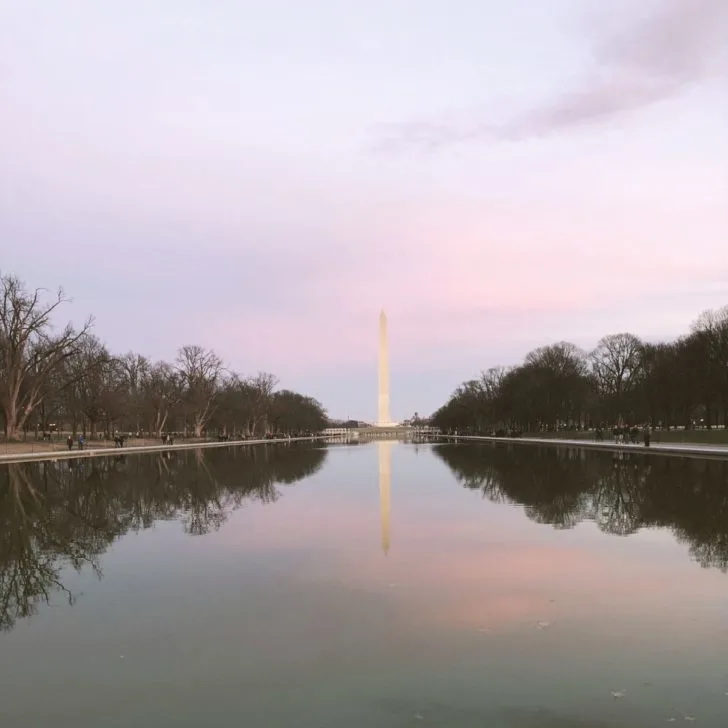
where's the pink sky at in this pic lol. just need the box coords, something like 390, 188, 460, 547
2, 0, 727, 419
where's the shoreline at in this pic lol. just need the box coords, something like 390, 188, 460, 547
0, 435, 325, 465
6, 432, 728, 465
443, 434, 728, 460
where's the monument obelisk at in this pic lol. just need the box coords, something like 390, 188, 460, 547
377, 309, 395, 426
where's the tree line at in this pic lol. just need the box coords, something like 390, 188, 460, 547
430, 305, 728, 433
0, 273, 328, 440
0, 443, 327, 632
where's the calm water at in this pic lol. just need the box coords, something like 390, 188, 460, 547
1, 441, 728, 727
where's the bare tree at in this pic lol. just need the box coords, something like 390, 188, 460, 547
524, 342, 592, 427
691, 306, 728, 428
479, 366, 507, 398
246, 372, 279, 435
590, 333, 644, 421
0, 274, 92, 439
525, 342, 587, 375
176, 345, 223, 437
118, 353, 149, 432
141, 361, 182, 436
61, 335, 116, 435
267, 390, 327, 434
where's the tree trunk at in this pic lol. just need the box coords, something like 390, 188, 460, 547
3, 400, 20, 440
157, 410, 168, 436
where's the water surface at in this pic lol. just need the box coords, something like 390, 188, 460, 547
1, 441, 727, 727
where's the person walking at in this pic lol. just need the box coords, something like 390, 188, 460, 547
643, 425, 651, 448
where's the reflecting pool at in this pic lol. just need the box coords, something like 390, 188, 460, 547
1, 441, 727, 727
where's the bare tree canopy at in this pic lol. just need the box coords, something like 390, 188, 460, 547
176, 345, 223, 438
0, 272, 328, 441
0, 273, 93, 439
432, 304, 728, 433
590, 333, 643, 405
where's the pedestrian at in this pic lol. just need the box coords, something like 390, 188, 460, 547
67, 434, 74, 451
643, 425, 651, 448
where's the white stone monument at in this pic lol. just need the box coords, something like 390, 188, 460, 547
377, 309, 398, 427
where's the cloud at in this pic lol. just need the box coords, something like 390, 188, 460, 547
377, 0, 728, 150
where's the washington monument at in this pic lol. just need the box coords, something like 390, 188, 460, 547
377, 309, 397, 427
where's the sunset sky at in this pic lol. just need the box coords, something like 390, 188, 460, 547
2, 0, 727, 421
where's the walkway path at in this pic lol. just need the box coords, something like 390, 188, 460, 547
444, 434, 728, 459
0, 435, 323, 465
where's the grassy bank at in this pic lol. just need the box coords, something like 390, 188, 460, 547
522, 429, 728, 445
0, 436, 206, 457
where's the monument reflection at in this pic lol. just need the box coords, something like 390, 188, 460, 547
378, 440, 392, 555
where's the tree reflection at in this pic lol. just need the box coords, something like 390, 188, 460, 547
434, 443, 728, 571
592, 455, 648, 536
0, 444, 326, 633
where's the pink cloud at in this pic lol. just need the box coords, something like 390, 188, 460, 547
194, 194, 727, 374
